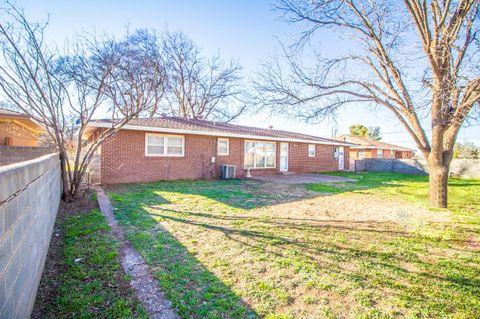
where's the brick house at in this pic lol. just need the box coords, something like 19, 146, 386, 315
84, 117, 353, 184
336, 135, 415, 160
0, 108, 44, 147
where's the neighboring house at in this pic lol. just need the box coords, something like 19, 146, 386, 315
0, 108, 44, 147
84, 117, 353, 184
336, 135, 414, 160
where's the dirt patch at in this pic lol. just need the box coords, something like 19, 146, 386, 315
250, 183, 451, 225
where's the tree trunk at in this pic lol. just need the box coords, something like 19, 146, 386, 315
58, 151, 70, 200
428, 162, 449, 208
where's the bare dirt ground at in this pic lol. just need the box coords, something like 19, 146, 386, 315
248, 182, 451, 226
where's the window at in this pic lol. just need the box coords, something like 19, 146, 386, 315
145, 133, 184, 156
376, 149, 383, 158
358, 150, 366, 159
244, 141, 276, 168
308, 144, 316, 157
217, 138, 229, 156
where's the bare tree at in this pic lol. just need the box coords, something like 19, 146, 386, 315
0, 4, 166, 199
162, 31, 246, 121
255, 0, 480, 208
101, 29, 166, 118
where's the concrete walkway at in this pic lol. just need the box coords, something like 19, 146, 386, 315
94, 186, 178, 319
251, 173, 356, 184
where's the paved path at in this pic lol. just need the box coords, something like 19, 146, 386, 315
94, 186, 178, 319
252, 173, 356, 184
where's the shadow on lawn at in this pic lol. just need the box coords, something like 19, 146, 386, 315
109, 192, 259, 319
106, 174, 480, 317
106, 172, 434, 211
147, 208, 480, 292
107, 178, 323, 210
115, 201, 480, 318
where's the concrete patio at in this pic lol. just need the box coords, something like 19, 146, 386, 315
251, 173, 356, 184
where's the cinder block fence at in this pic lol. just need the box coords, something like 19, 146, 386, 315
0, 153, 61, 319
0, 146, 56, 167
355, 158, 480, 178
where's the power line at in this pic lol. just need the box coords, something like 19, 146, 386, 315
380, 124, 480, 135
379, 123, 480, 135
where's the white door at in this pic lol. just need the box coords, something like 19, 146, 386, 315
338, 147, 345, 170
280, 143, 288, 172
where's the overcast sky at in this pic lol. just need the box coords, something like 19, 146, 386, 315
15, 0, 480, 149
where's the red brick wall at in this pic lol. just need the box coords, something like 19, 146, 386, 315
395, 151, 413, 159
100, 130, 216, 184
98, 129, 349, 184
0, 122, 38, 146
288, 143, 344, 173
349, 148, 372, 159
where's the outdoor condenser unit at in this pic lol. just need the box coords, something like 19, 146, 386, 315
220, 165, 236, 179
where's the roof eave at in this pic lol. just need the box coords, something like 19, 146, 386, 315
85, 122, 354, 146
350, 145, 414, 151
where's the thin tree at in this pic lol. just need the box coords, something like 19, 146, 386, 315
349, 124, 370, 138
255, 0, 480, 207
162, 31, 247, 122
0, 4, 166, 199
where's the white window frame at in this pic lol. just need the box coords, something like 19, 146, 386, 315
145, 133, 185, 157
358, 150, 366, 159
217, 138, 230, 156
308, 144, 316, 157
376, 149, 384, 159
244, 140, 277, 169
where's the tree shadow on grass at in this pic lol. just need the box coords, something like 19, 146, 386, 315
110, 189, 480, 318
149, 210, 480, 318
106, 174, 480, 317
109, 192, 259, 319
107, 178, 321, 210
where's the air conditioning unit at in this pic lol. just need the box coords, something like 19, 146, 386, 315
220, 165, 236, 179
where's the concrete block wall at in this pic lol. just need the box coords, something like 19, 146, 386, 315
0, 146, 56, 166
355, 158, 480, 178
85, 153, 101, 184
0, 153, 61, 319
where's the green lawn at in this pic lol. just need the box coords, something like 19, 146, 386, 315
107, 173, 480, 319
36, 208, 147, 319
308, 171, 480, 213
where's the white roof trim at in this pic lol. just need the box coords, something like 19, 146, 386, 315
86, 122, 353, 146
351, 145, 413, 151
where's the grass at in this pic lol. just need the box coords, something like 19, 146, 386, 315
107, 174, 480, 318
310, 172, 480, 216
38, 208, 147, 319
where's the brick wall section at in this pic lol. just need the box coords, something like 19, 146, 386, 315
288, 143, 346, 173
350, 148, 412, 160
396, 151, 413, 159
0, 153, 61, 319
101, 130, 217, 184
0, 122, 38, 147
0, 146, 56, 166
98, 129, 350, 184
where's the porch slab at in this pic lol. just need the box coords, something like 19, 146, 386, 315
251, 173, 356, 184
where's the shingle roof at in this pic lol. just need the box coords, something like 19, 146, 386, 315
0, 108, 29, 118
0, 108, 45, 132
87, 116, 353, 146
336, 135, 414, 151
